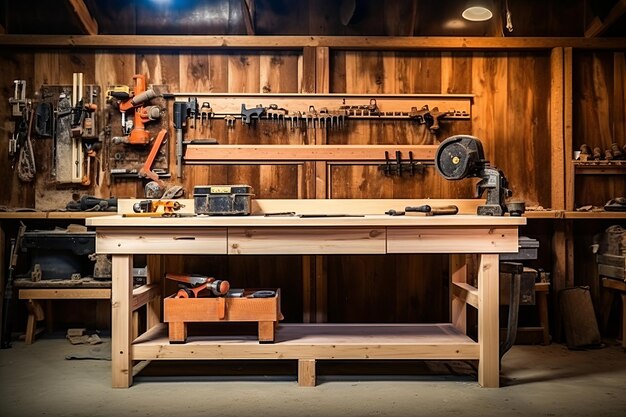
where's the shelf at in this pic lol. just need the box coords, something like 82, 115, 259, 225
0, 211, 114, 220
564, 211, 626, 219
524, 211, 563, 219
132, 323, 479, 361
573, 160, 626, 175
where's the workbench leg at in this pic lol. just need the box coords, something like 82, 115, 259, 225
111, 255, 133, 388
537, 291, 551, 345
478, 254, 499, 388
298, 359, 316, 387
44, 301, 54, 333
24, 300, 44, 344
258, 321, 275, 343
450, 254, 468, 333
146, 255, 162, 330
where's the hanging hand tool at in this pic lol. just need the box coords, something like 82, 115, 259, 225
428, 107, 452, 133
138, 129, 168, 183
173, 99, 199, 179
17, 108, 36, 182
166, 273, 230, 298
111, 75, 160, 145
1, 222, 27, 349
81, 143, 98, 186
8, 80, 28, 117
241, 104, 266, 124
200, 102, 213, 127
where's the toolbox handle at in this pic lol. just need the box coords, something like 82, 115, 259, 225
173, 236, 196, 240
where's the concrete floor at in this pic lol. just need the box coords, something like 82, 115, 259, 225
1, 335, 625, 417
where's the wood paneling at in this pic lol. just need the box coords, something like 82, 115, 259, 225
0, 42, 618, 327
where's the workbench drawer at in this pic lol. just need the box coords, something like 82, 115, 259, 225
96, 227, 227, 254
228, 227, 386, 254
387, 226, 519, 254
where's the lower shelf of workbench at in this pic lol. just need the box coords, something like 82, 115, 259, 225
132, 323, 479, 361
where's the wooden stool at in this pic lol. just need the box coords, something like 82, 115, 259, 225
18, 288, 111, 344
600, 278, 626, 349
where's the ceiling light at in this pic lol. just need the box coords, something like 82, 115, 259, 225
462, 1, 494, 22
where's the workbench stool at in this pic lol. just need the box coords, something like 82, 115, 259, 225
599, 278, 626, 349
18, 288, 111, 344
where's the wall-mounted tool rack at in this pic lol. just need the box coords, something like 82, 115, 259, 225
165, 92, 473, 122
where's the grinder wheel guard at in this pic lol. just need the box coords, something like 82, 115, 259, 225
435, 135, 512, 216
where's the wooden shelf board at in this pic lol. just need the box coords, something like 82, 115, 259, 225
132, 323, 479, 361
564, 211, 626, 219
524, 211, 563, 219
573, 160, 626, 175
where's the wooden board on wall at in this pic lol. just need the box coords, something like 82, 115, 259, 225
331, 50, 553, 208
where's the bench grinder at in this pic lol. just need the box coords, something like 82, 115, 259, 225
435, 135, 512, 216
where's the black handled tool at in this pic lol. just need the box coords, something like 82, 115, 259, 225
405, 205, 459, 216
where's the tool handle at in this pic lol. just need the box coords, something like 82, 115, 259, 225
405, 205, 431, 213
430, 205, 459, 215
131, 89, 157, 106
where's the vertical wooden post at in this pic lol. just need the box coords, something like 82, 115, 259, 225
564, 47, 574, 211
477, 254, 499, 388
0, 224, 5, 346
315, 256, 327, 323
550, 47, 565, 211
450, 254, 468, 333
146, 255, 162, 330
298, 359, 316, 387
111, 255, 133, 388
302, 255, 314, 323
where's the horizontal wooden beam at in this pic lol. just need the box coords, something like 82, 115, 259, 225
68, 0, 98, 35
585, 0, 626, 38
451, 282, 479, 309
0, 35, 625, 50
19, 288, 111, 299
185, 144, 437, 163
132, 284, 160, 311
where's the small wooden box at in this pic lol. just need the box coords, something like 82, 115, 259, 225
163, 289, 283, 344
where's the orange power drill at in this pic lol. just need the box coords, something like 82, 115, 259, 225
112, 74, 161, 145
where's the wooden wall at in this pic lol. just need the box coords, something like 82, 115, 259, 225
0, 47, 557, 324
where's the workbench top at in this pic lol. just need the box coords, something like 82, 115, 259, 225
86, 214, 526, 227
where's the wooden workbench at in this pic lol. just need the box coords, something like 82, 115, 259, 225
87, 199, 525, 388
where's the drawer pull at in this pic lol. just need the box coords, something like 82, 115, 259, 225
174, 236, 196, 240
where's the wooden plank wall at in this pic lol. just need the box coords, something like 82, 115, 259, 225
0, 48, 555, 324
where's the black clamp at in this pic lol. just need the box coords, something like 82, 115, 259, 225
379, 151, 426, 177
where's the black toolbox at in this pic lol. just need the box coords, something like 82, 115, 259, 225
193, 185, 253, 215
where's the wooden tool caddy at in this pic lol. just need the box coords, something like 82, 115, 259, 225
163, 289, 283, 344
